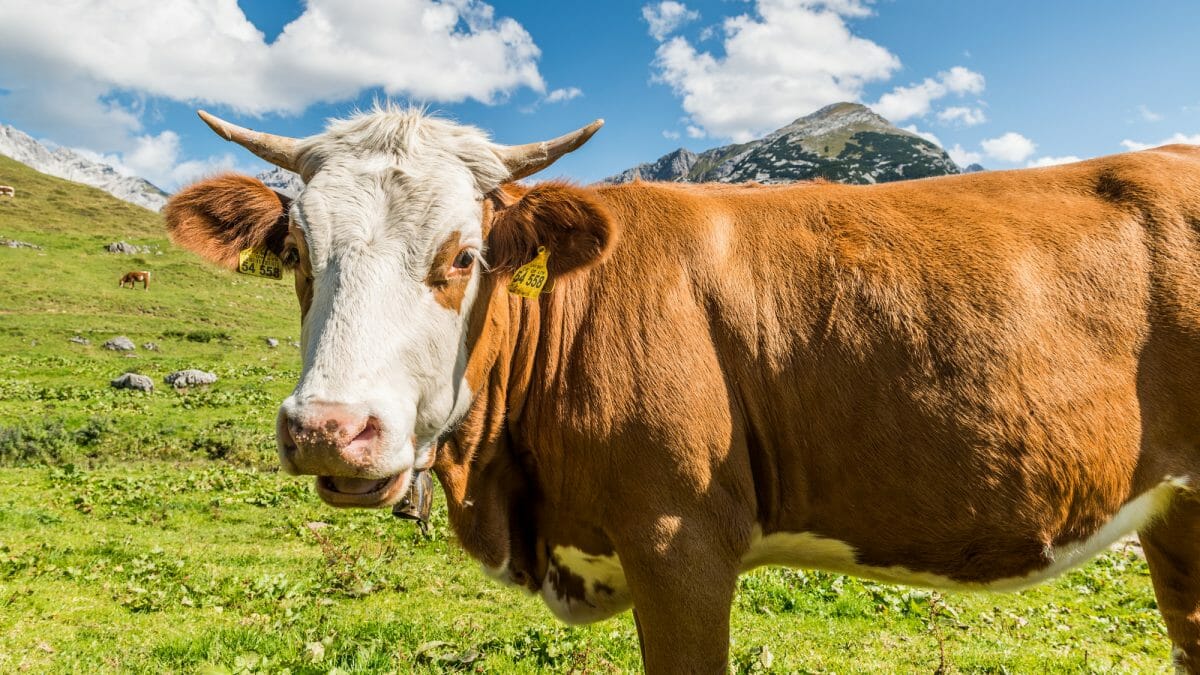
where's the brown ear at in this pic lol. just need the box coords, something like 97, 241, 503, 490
485, 181, 617, 278
164, 173, 291, 269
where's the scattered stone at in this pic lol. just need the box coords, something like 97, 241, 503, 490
305, 521, 331, 532
29, 339, 37, 347
2, 238, 43, 250
142, 342, 160, 351
164, 369, 218, 387
289, 341, 301, 348
102, 336, 136, 351
265, 338, 279, 348
68, 336, 90, 345
111, 372, 154, 392
106, 241, 155, 255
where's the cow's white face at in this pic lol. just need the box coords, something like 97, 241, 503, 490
277, 154, 491, 504
164, 108, 611, 509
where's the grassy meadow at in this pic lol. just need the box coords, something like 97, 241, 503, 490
0, 154, 1177, 672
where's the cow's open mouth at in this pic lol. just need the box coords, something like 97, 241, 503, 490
316, 470, 410, 508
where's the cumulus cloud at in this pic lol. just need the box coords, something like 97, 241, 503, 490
936, 106, 986, 127
1121, 132, 1200, 151
981, 132, 1037, 163
872, 66, 984, 123
643, 1, 700, 41
901, 125, 941, 147
0, 0, 547, 186
544, 87, 583, 104
1026, 155, 1082, 168
78, 130, 253, 189
662, 129, 681, 140
946, 143, 982, 167
650, 0, 901, 142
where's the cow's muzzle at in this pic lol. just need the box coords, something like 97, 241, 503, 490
276, 402, 413, 508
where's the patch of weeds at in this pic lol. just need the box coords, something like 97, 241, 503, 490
0, 421, 75, 465
74, 416, 117, 447
308, 525, 408, 598
486, 625, 592, 670
183, 330, 231, 343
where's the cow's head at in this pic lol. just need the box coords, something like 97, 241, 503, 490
165, 108, 613, 508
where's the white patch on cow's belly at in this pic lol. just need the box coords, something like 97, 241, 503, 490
541, 546, 632, 624
742, 478, 1189, 591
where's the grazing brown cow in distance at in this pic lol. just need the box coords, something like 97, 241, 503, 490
0, 185, 14, 198
118, 270, 150, 290
165, 108, 1200, 673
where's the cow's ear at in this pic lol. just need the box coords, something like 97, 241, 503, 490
164, 173, 291, 270
485, 181, 617, 278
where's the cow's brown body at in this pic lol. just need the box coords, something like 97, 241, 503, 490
437, 147, 1200, 671
0, 185, 14, 198
167, 114, 1200, 672
119, 270, 150, 289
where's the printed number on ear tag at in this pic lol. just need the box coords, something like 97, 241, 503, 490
507, 246, 550, 299
238, 246, 284, 280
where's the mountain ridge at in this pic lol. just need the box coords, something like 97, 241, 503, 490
0, 124, 168, 212
607, 103, 960, 185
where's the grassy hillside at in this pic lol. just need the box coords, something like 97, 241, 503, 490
0, 157, 1175, 672
0, 153, 299, 463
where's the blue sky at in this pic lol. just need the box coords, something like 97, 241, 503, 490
0, 0, 1197, 189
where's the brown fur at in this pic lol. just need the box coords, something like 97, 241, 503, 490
163, 174, 291, 269
424, 232, 471, 312
486, 181, 618, 278
439, 146, 1200, 671
0, 185, 14, 198
118, 270, 150, 289
166, 145, 1200, 672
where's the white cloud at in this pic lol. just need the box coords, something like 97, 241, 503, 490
686, 125, 706, 139
0, 0, 546, 183
544, 87, 582, 104
872, 66, 985, 123
901, 125, 941, 147
651, 0, 901, 141
1121, 132, 1200, 151
1135, 104, 1163, 122
1027, 155, 1082, 168
936, 106, 986, 127
75, 130, 253, 190
662, 130, 681, 140
947, 143, 982, 167
981, 132, 1037, 163
643, 1, 700, 41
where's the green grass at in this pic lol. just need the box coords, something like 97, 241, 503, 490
0, 155, 1177, 672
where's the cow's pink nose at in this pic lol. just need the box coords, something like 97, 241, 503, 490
276, 403, 383, 475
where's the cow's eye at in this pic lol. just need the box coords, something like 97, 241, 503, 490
452, 249, 476, 270
281, 247, 300, 267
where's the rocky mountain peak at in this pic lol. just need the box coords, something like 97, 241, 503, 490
606, 102, 959, 186
0, 124, 168, 211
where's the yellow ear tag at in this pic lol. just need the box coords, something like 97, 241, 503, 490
237, 245, 284, 280
507, 246, 550, 299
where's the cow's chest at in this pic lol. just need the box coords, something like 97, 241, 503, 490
539, 545, 632, 624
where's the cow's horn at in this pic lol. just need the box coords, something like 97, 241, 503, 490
494, 119, 604, 181
197, 110, 301, 174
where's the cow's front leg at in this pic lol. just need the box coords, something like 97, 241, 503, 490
618, 517, 741, 674
1140, 492, 1200, 673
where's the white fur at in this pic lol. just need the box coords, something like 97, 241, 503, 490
741, 478, 1189, 591
541, 546, 632, 624
278, 107, 508, 475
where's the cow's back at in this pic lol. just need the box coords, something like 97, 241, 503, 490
533, 149, 1200, 587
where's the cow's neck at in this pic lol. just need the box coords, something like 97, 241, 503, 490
432, 274, 549, 586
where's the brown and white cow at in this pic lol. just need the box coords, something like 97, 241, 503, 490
119, 270, 151, 289
0, 185, 14, 198
164, 107, 1200, 673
